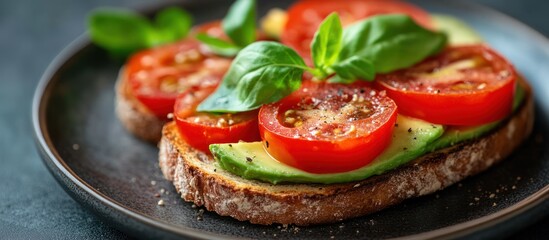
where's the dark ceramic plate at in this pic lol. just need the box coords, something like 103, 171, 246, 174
33, 0, 549, 239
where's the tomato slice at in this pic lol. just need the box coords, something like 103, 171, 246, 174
281, 0, 432, 63
259, 81, 398, 173
125, 22, 232, 119
174, 86, 260, 153
375, 45, 516, 126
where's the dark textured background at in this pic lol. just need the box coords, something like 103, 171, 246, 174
0, 0, 547, 239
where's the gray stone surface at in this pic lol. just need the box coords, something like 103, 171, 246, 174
0, 0, 546, 239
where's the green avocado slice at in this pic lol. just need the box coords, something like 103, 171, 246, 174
211, 115, 444, 184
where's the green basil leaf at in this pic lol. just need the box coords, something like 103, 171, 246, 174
153, 7, 193, 44
330, 56, 375, 83
197, 41, 306, 113
195, 33, 241, 57
222, 0, 256, 47
311, 13, 342, 73
339, 14, 447, 74
88, 7, 194, 56
88, 9, 156, 55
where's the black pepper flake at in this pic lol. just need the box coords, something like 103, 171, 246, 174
408, 128, 412, 133
228, 144, 232, 147
214, 168, 217, 172
246, 157, 253, 162
265, 141, 269, 148
394, 123, 399, 127
403, 147, 408, 150
360, 89, 365, 94
413, 137, 417, 140
431, 125, 437, 128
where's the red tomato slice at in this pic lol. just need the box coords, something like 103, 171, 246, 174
259, 81, 398, 174
375, 45, 516, 126
125, 22, 232, 119
174, 86, 260, 153
281, 0, 432, 63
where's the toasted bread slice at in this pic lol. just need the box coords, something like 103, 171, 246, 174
115, 68, 165, 142
158, 82, 533, 226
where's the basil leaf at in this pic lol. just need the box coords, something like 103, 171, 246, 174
222, 0, 256, 47
88, 7, 194, 56
196, 33, 241, 57
197, 41, 306, 112
154, 7, 192, 44
311, 13, 342, 74
88, 9, 155, 55
330, 56, 375, 83
339, 14, 447, 74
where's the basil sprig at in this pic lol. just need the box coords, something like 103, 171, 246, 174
198, 13, 447, 113
319, 13, 447, 83
197, 42, 308, 112
88, 7, 192, 56
196, 0, 257, 56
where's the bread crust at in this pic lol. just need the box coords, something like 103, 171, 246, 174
158, 81, 534, 226
115, 68, 165, 143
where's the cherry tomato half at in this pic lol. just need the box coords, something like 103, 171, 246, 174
174, 86, 260, 153
259, 81, 398, 174
125, 22, 232, 119
281, 0, 432, 63
375, 45, 516, 126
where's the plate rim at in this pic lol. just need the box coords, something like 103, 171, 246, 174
32, 1, 549, 239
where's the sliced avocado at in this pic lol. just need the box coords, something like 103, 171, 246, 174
211, 115, 444, 184
428, 83, 525, 151
432, 14, 483, 45
428, 122, 498, 151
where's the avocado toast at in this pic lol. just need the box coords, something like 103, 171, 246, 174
91, 0, 536, 226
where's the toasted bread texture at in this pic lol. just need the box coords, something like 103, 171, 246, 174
115, 68, 165, 143
158, 83, 534, 226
